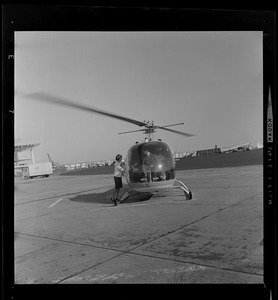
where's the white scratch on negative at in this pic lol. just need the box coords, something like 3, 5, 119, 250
48, 198, 63, 208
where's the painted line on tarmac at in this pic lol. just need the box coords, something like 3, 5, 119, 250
19, 185, 110, 197
48, 198, 63, 208
16, 185, 114, 205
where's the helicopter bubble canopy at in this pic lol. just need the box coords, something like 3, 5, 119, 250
125, 141, 176, 188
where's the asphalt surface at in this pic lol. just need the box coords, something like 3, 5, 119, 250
14, 150, 263, 284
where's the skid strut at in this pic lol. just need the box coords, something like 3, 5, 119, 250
171, 180, 192, 200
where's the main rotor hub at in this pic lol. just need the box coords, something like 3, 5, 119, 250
143, 121, 157, 140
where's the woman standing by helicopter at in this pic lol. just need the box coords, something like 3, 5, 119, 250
111, 154, 125, 206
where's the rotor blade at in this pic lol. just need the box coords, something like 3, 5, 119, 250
157, 126, 195, 137
25, 92, 146, 127
159, 122, 184, 128
118, 129, 145, 135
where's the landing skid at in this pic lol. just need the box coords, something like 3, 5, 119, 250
119, 189, 133, 203
171, 180, 192, 200
118, 180, 192, 204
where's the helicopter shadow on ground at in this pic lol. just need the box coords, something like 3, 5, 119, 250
69, 184, 153, 205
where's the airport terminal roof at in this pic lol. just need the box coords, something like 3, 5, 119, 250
14, 142, 40, 153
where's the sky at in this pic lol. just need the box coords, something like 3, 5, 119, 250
15, 31, 263, 164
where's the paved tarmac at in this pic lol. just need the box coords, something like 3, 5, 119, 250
14, 164, 263, 284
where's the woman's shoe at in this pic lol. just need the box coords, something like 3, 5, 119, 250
111, 197, 118, 206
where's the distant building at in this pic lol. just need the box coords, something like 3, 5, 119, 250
14, 142, 41, 176
196, 146, 222, 156
14, 142, 40, 166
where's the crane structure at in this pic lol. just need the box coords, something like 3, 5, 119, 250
47, 153, 55, 169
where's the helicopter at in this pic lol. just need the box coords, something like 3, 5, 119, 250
25, 92, 194, 202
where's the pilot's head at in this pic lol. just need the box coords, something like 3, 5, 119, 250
115, 154, 122, 162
